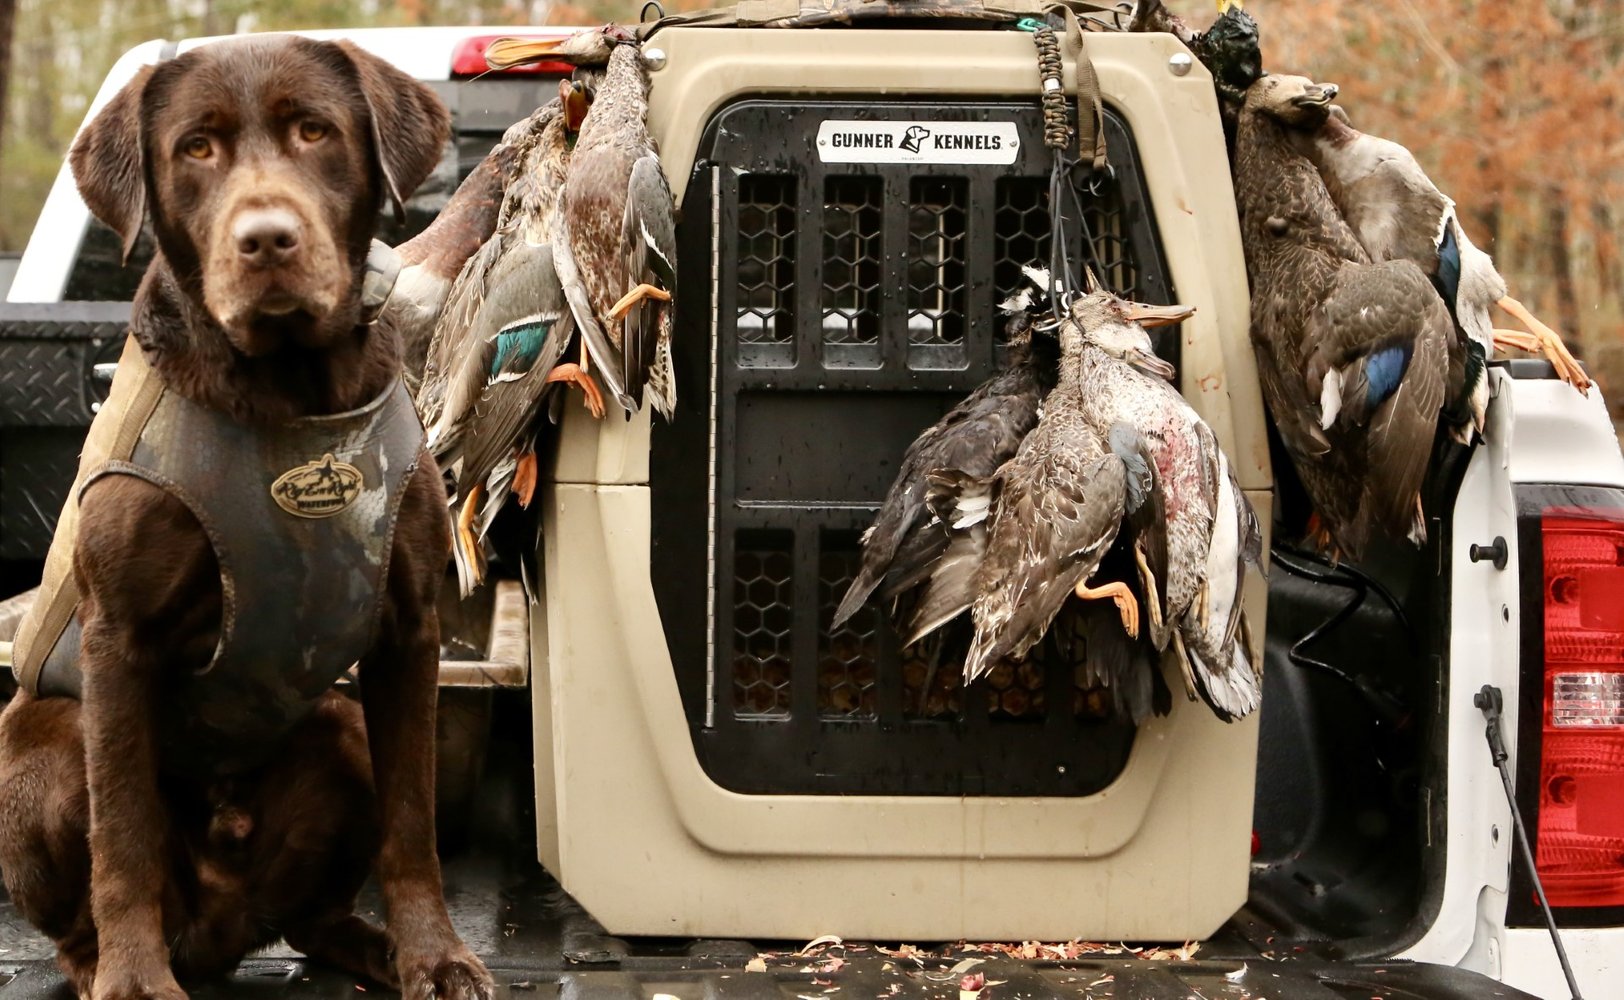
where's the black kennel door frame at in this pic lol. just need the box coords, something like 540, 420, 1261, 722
650, 98, 1178, 796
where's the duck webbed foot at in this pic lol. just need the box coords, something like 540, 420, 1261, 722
456, 482, 486, 592
1302, 513, 1343, 565
545, 362, 607, 419
1492, 295, 1592, 394
608, 282, 673, 321
1075, 579, 1140, 640
511, 450, 539, 509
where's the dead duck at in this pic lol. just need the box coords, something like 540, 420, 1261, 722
1130, 0, 1262, 108
833, 268, 1060, 636
488, 25, 678, 419
938, 294, 1185, 681
1236, 74, 1452, 562
415, 82, 600, 593
388, 119, 521, 380
1062, 291, 1262, 720
1290, 104, 1591, 436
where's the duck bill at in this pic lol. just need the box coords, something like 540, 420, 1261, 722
1124, 302, 1196, 328
1292, 83, 1339, 109
562, 81, 591, 131
485, 36, 567, 69
1129, 349, 1177, 381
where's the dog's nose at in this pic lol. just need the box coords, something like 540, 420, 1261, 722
233, 208, 302, 268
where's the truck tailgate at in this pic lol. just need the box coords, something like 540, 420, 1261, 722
0, 853, 1539, 999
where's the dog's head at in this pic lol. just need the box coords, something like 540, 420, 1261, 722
71, 35, 449, 356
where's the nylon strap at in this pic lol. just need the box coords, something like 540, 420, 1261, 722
13, 335, 166, 694
1046, 2, 1109, 171
638, 0, 1111, 173
641, 0, 1125, 36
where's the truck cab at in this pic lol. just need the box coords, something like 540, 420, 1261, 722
1, 13, 1621, 999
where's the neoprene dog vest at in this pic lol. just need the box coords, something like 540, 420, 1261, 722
33, 377, 424, 774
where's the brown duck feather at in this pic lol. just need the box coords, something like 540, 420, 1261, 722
1236, 76, 1451, 561
834, 321, 1059, 632
555, 40, 678, 418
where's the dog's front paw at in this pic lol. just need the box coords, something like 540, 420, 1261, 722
396, 945, 494, 1000
90, 966, 188, 1000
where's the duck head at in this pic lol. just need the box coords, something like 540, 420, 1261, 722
1063, 291, 1192, 381
558, 77, 594, 132
486, 23, 638, 70
1242, 74, 1339, 128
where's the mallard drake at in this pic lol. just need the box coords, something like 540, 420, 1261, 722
1236, 75, 1453, 562
832, 269, 1060, 636
487, 26, 679, 419
1290, 105, 1591, 427
1062, 291, 1262, 720
389, 119, 523, 379
415, 81, 600, 594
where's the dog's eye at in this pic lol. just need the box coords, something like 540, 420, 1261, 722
183, 136, 213, 160
298, 121, 329, 143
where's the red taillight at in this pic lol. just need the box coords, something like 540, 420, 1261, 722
450, 34, 574, 77
1537, 509, 1624, 906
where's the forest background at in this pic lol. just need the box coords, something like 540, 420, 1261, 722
0, 0, 1619, 426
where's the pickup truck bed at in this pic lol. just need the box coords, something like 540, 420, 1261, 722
0, 848, 1540, 999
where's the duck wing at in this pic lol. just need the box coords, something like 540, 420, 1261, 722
418, 232, 507, 438
553, 204, 637, 415
1309, 259, 1449, 555
835, 361, 1046, 629
1105, 421, 1173, 652
404, 107, 556, 384
621, 153, 678, 417
900, 468, 997, 646
1302, 122, 1453, 270
1176, 445, 1262, 721
962, 422, 1127, 683
453, 243, 576, 494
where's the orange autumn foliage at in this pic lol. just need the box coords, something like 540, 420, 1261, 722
1228, 0, 1624, 420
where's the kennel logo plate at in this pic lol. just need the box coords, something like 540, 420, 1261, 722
271, 453, 364, 518
816, 120, 1020, 164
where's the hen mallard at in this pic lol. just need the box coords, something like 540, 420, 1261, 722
1289, 104, 1591, 429
415, 81, 599, 593
1062, 291, 1262, 720
833, 268, 1060, 636
1237, 74, 1454, 562
488, 25, 678, 420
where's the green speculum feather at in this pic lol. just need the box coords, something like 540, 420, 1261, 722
489, 321, 554, 377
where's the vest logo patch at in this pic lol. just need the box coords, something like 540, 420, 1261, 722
271, 454, 364, 518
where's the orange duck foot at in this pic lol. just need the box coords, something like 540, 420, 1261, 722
607, 283, 672, 322
545, 362, 606, 419
1493, 295, 1592, 394
457, 482, 484, 573
511, 450, 539, 509
1075, 580, 1140, 639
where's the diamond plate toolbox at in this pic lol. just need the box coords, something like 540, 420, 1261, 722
0, 303, 131, 559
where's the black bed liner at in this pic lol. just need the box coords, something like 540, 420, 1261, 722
0, 850, 1537, 999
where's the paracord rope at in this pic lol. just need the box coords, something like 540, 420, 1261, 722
1033, 26, 1072, 152
1033, 25, 1074, 321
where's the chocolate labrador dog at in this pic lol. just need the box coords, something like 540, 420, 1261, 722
0, 35, 493, 1000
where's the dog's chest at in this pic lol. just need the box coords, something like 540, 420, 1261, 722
39, 379, 425, 774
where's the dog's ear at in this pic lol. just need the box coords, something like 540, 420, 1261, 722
70, 64, 156, 265
332, 40, 451, 225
